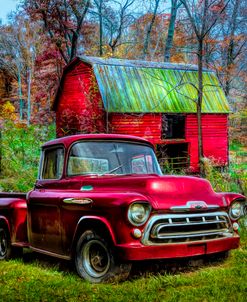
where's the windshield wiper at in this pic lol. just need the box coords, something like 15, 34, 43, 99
99, 164, 124, 176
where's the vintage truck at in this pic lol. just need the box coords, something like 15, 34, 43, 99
0, 134, 246, 283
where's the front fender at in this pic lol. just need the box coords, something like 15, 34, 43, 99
219, 193, 246, 207
72, 216, 117, 251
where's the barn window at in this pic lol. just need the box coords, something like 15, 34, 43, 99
162, 114, 185, 139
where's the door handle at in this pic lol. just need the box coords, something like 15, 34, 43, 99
63, 198, 93, 205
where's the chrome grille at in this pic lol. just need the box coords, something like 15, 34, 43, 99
142, 212, 233, 245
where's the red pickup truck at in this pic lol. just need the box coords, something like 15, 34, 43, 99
0, 134, 246, 283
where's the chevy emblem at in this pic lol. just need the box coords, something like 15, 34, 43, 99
187, 201, 208, 209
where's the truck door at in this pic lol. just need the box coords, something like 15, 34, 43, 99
27, 146, 65, 255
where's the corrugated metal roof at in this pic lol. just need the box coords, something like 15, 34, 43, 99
79, 57, 229, 113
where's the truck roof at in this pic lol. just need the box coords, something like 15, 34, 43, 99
42, 134, 154, 149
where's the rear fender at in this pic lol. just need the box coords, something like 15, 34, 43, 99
0, 198, 27, 244
0, 216, 10, 234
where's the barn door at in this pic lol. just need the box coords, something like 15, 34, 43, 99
157, 143, 190, 172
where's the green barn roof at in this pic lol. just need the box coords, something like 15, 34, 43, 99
80, 56, 230, 113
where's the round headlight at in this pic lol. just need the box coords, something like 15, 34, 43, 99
128, 202, 151, 226
229, 202, 243, 220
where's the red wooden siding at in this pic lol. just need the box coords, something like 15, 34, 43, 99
109, 113, 162, 144
56, 61, 105, 137
186, 114, 228, 171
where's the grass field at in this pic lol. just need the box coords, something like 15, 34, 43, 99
0, 221, 246, 302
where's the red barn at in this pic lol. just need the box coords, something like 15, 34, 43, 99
53, 56, 230, 172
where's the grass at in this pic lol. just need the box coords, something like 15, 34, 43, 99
0, 223, 246, 302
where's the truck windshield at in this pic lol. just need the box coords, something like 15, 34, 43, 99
67, 141, 162, 176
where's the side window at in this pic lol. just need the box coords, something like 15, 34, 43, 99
41, 148, 64, 180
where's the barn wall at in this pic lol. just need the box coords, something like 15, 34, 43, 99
109, 113, 162, 144
186, 114, 228, 171
56, 61, 105, 137
110, 113, 228, 171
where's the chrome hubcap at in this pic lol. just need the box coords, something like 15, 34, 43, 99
82, 240, 110, 278
0, 230, 7, 257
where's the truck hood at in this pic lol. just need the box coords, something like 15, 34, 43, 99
80, 174, 225, 210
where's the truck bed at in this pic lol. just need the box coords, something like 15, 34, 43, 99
0, 192, 27, 199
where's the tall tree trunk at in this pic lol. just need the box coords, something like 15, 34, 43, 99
164, 0, 179, 62
70, 0, 91, 62
143, 0, 160, 59
197, 38, 204, 175
225, 0, 240, 96
27, 67, 32, 126
17, 64, 23, 120
99, 0, 103, 56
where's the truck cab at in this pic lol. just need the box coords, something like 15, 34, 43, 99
0, 134, 246, 283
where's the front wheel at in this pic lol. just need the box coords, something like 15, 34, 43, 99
75, 230, 131, 283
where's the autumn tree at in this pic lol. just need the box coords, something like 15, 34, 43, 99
180, 0, 230, 174
0, 13, 59, 125
91, 0, 110, 56
130, 13, 169, 60
164, 0, 182, 62
0, 22, 29, 120
24, 0, 91, 64
103, 0, 136, 55
142, 0, 162, 59
214, 0, 247, 97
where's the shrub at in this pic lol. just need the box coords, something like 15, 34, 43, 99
203, 156, 246, 195
0, 122, 55, 192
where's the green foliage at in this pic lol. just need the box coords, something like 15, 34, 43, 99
202, 141, 246, 195
0, 226, 246, 301
0, 122, 55, 192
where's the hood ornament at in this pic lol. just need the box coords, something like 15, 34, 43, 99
187, 201, 208, 209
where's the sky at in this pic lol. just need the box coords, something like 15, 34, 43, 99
0, 0, 19, 24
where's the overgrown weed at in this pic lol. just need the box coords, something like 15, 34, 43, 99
0, 122, 55, 192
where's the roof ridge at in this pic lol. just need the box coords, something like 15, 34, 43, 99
79, 56, 213, 72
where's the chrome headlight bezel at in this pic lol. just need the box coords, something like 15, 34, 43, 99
127, 202, 151, 226
229, 201, 244, 220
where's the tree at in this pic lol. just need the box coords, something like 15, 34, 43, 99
92, 0, 109, 56
180, 0, 230, 174
0, 14, 57, 125
0, 24, 26, 120
216, 0, 246, 96
0, 14, 41, 123
24, 0, 91, 63
142, 0, 161, 59
130, 12, 169, 60
103, 0, 136, 55
164, 0, 182, 62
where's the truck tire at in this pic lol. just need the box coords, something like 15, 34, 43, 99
0, 227, 12, 260
75, 230, 131, 283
